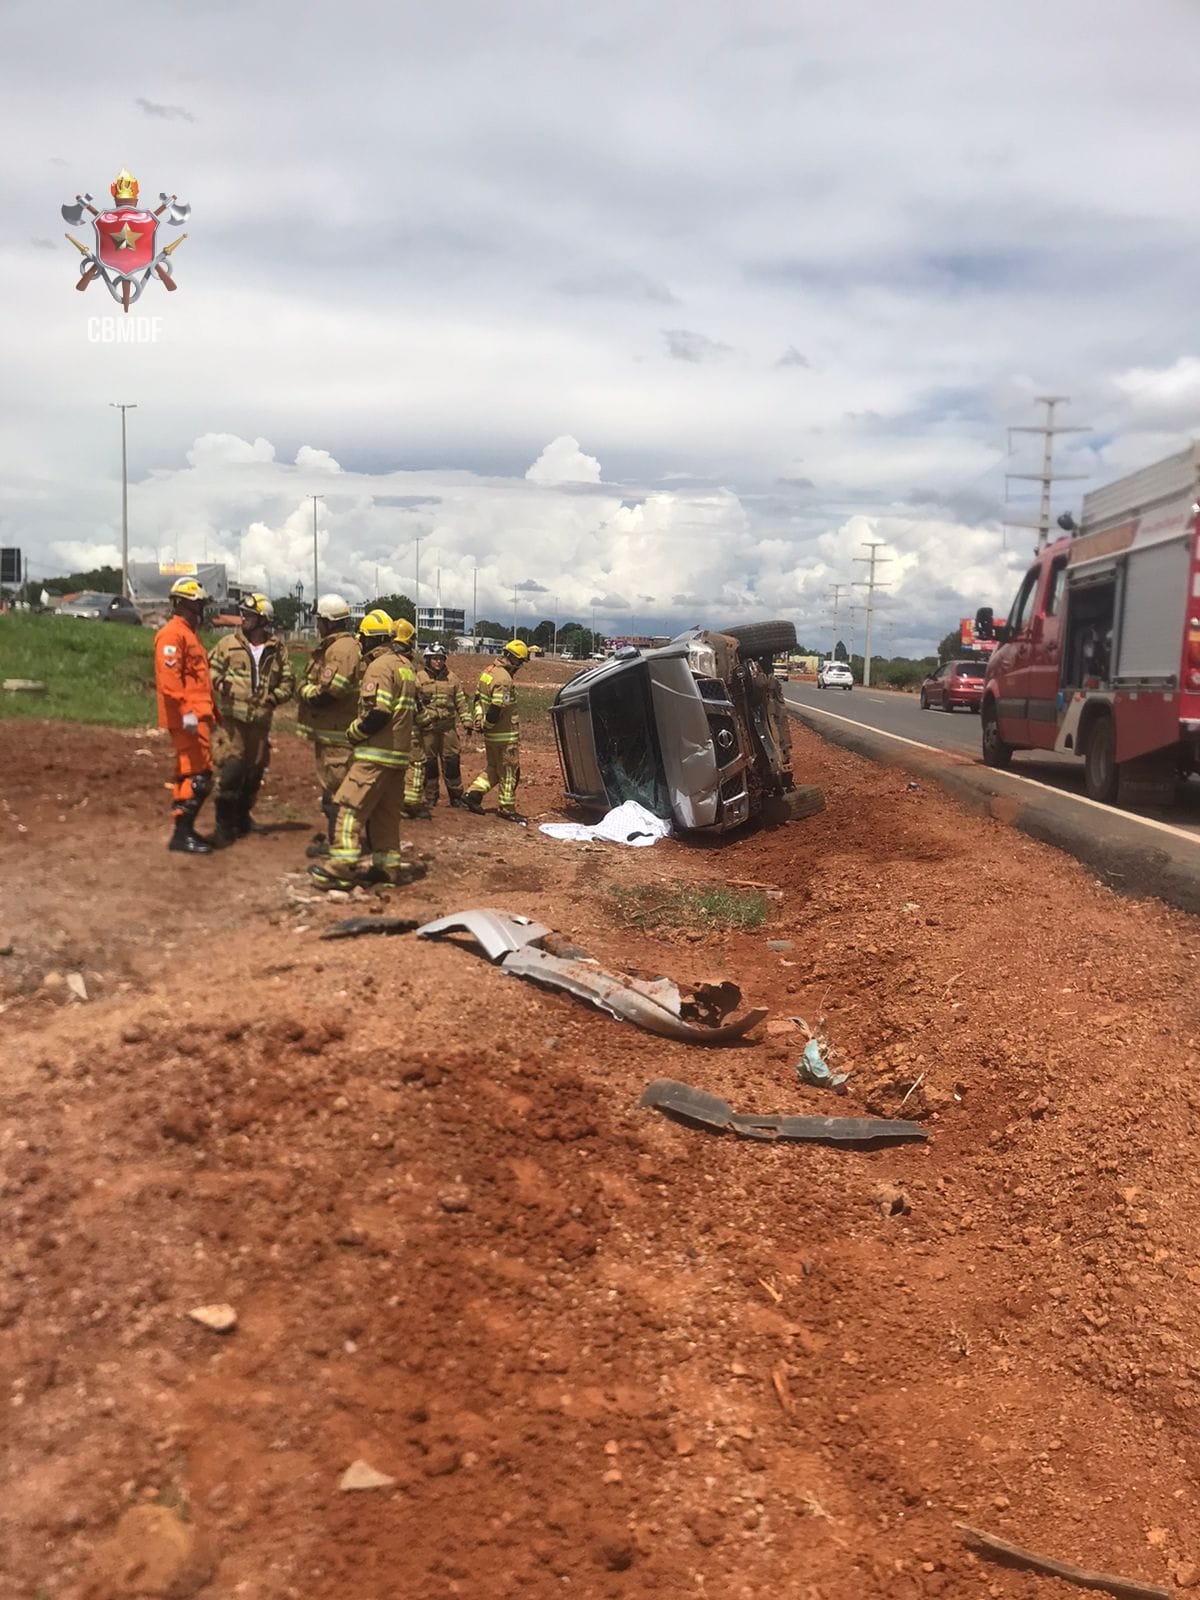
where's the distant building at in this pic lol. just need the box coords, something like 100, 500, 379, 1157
418, 605, 465, 636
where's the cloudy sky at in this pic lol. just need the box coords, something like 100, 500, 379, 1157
5, 0, 1200, 652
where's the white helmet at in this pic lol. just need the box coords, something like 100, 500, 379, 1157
316, 593, 350, 620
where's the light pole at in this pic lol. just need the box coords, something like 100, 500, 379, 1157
308, 495, 323, 621
110, 403, 137, 598
552, 594, 558, 657
414, 537, 422, 638
472, 565, 478, 645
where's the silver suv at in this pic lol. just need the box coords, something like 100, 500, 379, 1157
551, 621, 822, 834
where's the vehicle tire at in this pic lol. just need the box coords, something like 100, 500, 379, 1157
1083, 713, 1119, 804
783, 784, 825, 821
981, 702, 1014, 769
919, 691, 928, 710
717, 620, 797, 657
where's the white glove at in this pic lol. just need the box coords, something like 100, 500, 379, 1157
181, 711, 199, 732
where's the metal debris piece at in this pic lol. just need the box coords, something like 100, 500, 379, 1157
955, 1524, 1170, 1600
320, 916, 421, 941
503, 948, 767, 1043
421, 909, 767, 1041
416, 909, 553, 963
639, 1079, 927, 1147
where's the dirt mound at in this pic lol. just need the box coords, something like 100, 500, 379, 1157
3, 716, 1200, 1597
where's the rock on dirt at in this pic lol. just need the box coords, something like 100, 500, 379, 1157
186, 1303, 237, 1333
438, 1183, 472, 1213
339, 1460, 396, 1492
74, 1503, 212, 1598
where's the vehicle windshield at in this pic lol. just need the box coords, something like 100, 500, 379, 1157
955, 661, 985, 677
589, 663, 670, 815
68, 593, 114, 606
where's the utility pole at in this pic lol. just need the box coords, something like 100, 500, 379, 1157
853, 541, 892, 687
110, 403, 137, 598
828, 582, 849, 660
511, 586, 518, 638
308, 495, 323, 620
472, 565, 478, 644
1006, 395, 1089, 553
414, 537, 422, 636
591, 601, 598, 653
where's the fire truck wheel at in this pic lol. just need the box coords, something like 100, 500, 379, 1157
981, 703, 1013, 769
1083, 712, 1118, 804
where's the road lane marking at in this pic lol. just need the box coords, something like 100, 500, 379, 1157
785, 696, 1200, 848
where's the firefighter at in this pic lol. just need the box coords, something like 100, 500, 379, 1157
410, 643, 472, 808
394, 620, 432, 820
154, 577, 217, 855
463, 639, 529, 822
296, 594, 363, 857
207, 594, 296, 845
309, 608, 416, 889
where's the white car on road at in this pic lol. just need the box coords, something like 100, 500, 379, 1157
817, 661, 854, 691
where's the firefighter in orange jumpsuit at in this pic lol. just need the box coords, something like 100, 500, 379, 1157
154, 577, 218, 854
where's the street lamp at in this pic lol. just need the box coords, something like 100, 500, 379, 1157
110, 403, 137, 598
308, 494, 324, 621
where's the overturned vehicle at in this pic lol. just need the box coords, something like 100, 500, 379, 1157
550, 621, 823, 834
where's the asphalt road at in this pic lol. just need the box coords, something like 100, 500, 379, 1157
784, 677, 1200, 855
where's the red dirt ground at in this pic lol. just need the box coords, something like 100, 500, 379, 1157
3, 703, 1200, 1599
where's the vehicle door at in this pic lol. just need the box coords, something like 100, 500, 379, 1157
1022, 554, 1068, 749
989, 561, 1043, 745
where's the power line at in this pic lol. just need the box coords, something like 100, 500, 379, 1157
853, 541, 892, 687
1006, 395, 1089, 553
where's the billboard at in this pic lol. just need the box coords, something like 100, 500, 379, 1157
0, 548, 21, 585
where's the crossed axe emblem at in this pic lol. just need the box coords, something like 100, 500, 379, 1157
62, 190, 191, 312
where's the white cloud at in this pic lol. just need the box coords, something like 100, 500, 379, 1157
8, 3, 1200, 651
526, 435, 602, 486
294, 445, 343, 474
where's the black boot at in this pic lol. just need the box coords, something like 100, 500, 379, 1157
461, 792, 484, 814
168, 815, 213, 854
211, 795, 241, 847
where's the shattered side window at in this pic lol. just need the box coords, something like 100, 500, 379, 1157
590, 665, 671, 817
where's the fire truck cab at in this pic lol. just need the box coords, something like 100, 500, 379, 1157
975, 444, 1200, 808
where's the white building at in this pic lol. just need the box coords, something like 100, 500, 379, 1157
417, 605, 466, 636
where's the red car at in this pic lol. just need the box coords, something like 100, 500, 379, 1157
920, 658, 987, 712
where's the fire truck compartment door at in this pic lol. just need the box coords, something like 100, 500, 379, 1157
1114, 534, 1191, 687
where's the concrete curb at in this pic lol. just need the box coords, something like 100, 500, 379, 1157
788, 704, 1200, 917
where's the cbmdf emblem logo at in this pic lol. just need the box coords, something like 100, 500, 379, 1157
62, 169, 190, 312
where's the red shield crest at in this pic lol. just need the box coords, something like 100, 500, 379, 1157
93, 209, 158, 277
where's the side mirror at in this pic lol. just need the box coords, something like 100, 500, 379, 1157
974, 606, 994, 640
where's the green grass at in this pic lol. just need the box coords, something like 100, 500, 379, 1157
609, 883, 769, 933
0, 613, 158, 726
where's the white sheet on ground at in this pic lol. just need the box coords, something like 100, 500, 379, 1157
539, 800, 672, 847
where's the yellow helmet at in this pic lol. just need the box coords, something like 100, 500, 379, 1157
240, 592, 272, 619
169, 577, 210, 603
393, 616, 416, 646
503, 639, 530, 663
359, 608, 396, 638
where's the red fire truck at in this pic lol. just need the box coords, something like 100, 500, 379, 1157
975, 443, 1200, 807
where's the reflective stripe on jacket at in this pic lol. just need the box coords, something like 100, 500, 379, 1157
208, 630, 296, 726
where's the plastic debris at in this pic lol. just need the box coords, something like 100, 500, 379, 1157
419, 908, 766, 1042
320, 916, 420, 941
639, 1079, 927, 1147
797, 1036, 850, 1091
